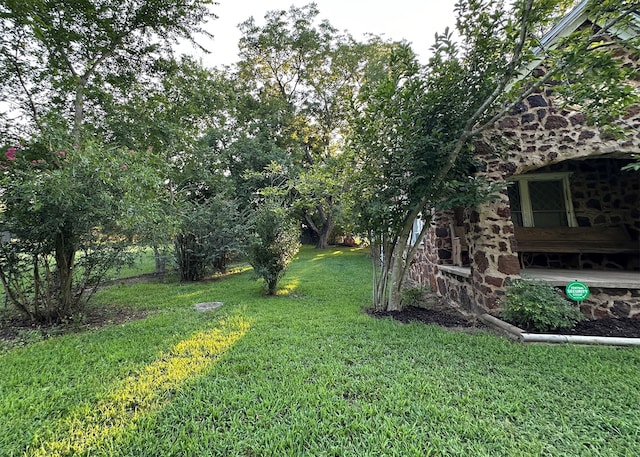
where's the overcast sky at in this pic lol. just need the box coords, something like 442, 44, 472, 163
186, 0, 458, 67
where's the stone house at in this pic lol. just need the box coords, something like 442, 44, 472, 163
409, 3, 640, 319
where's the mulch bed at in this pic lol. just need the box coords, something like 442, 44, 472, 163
367, 305, 487, 331
551, 318, 640, 338
0, 306, 152, 344
368, 305, 640, 338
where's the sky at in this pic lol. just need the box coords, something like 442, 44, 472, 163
186, 0, 458, 67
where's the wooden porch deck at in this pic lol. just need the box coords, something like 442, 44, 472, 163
438, 265, 640, 289
520, 268, 640, 289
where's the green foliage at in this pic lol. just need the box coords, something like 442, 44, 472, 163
224, 137, 293, 211
235, 5, 389, 248
401, 285, 431, 307
175, 196, 247, 281
500, 280, 586, 331
107, 57, 230, 159
0, 130, 164, 322
0, 0, 218, 139
622, 154, 640, 171
438, 176, 508, 211
349, 43, 430, 235
248, 201, 301, 295
169, 127, 249, 282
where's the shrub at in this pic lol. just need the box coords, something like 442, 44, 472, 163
248, 201, 300, 295
500, 280, 586, 332
0, 132, 163, 323
401, 285, 431, 307
175, 196, 246, 281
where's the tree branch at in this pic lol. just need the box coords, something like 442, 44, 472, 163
425, 0, 536, 196
473, 8, 634, 135
303, 212, 319, 234
8, 56, 43, 132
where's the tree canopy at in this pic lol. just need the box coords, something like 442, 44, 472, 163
0, 0, 218, 141
234, 4, 399, 248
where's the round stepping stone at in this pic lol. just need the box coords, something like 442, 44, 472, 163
194, 302, 223, 312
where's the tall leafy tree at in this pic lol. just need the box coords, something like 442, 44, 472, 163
0, 0, 218, 142
350, 0, 639, 311
0, 0, 219, 321
107, 57, 248, 277
235, 4, 387, 248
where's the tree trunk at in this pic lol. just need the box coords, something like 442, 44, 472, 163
372, 208, 431, 312
267, 278, 278, 295
315, 215, 334, 250
387, 246, 405, 311
54, 231, 76, 320
72, 84, 85, 144
374, 237, 405, 312
372, 235, 394, 312
175, 233, 206, 281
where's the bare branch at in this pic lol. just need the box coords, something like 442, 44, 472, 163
8, 56, 43, 131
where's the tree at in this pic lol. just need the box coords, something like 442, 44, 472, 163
248, 200, 301, 295
350, 0, 639, 311
235, 4, 384, 248
174, 195, 247, 281
0, 0, 218, 142
0, 133, 164, 322
106, 57, 233, 273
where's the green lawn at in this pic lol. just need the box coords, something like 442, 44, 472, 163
1, 246, 639, 456
112, 245, 162, 279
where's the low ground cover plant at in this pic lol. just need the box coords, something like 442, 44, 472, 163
500, 279, 586, 332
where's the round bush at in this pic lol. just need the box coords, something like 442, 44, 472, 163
500, 280, 586, 332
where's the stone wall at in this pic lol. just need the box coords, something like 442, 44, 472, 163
468, 87, 640, 313
407, 211, 478, 312
406, 244, 430, 288
518, 157, 640, 270
535, 158, 640, 237
437, 268, 475, 312
407, 216, 446, 291
579, 288, 640, 319
464, 192, 519, 312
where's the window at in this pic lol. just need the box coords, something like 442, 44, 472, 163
410, 217, 425, 245
507, 172, 577, 227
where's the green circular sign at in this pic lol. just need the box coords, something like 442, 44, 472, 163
565, 281, 590, 302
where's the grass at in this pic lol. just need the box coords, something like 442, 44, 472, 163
1, 246, 639, 456
111, 245, 162, 279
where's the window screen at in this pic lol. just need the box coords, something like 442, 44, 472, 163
528, 180, 568, 227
